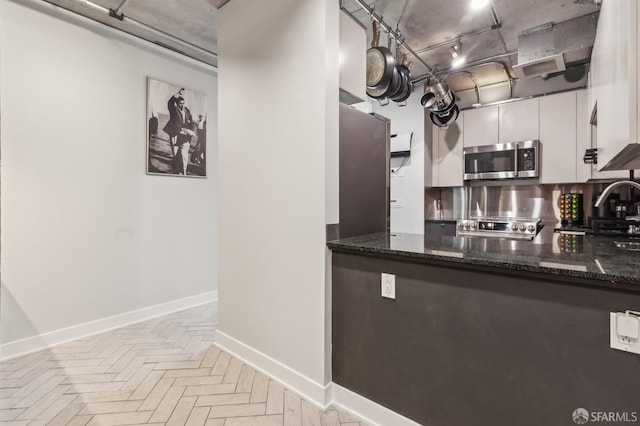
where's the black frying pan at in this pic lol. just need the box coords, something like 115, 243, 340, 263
366, 22, 395, 90
391, 65, 412, 103
383, 66, 403, 99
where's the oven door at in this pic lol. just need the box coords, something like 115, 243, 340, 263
463, 143, 518, 180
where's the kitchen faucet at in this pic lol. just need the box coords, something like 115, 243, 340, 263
594, 180, 640, 208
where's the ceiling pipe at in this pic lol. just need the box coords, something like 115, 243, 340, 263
351, 0, 437, 79
411, 54, 516, 84
55, 0, 218, 60
412, 61, 513, 101
110, 0, 131, 20
414, 26, 496, 56
488, 1, 502, 29
488, 0, 510, 60
448, 71, 481, 105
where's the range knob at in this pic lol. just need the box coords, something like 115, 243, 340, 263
511, 223, 518, 231
527, 224, 536, 232
458, 222, 465, 230
470, 222, 477, 230
519, 224, 526, 231
464, 222, 471, 230
486, 222, 494, 230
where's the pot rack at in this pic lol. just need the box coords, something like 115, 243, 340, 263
349, 0, 507, 89
350, 0, 437, 82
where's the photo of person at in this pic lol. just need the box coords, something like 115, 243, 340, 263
147, 78, 207, 177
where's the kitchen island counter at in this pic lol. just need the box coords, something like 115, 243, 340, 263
328, 229, 640, 289
329, 230, 640, 425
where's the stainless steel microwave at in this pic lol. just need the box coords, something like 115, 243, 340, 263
463, 140, 539, 180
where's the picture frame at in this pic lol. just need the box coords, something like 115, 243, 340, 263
146, 77, 207, 178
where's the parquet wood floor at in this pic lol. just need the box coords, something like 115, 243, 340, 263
0, 304, 369, 426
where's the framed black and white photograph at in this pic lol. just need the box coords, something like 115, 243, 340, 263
147, 77, 207, 177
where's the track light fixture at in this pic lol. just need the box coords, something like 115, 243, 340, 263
449, 41, 465, 68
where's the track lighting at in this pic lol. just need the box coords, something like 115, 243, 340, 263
449, 42, 465, 68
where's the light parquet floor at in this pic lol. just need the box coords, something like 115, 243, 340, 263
0, 304, 370, 426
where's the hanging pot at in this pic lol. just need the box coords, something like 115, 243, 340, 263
430, 104, 459, 128
421, 81, 455, 113
366, 22, 395, 90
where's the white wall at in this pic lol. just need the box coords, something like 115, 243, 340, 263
373, 89, 426, 234
0, 0, 218, 357
216, 0, 337, 404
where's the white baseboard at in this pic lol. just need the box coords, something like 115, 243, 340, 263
214, 331, 422, 425
214, 330, 329, 408
330, 383, 422, 426
0, 291, 218, 362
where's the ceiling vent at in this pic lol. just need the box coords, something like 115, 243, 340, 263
514, 12, 597, 79
514, 53, 565, 79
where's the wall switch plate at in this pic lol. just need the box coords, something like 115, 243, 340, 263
381, 273, 396, 299
610, 312, 640, 354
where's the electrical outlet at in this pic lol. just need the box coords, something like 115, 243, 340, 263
381, 273, 396, 299
610, 312, 640, 355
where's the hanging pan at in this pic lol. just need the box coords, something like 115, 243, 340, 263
366, 22, 395, 91
430, 105, 460, 128
391, 63, 413, 103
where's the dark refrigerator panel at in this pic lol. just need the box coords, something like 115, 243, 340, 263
339, 104, 390, 239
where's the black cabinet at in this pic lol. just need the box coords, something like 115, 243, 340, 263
424, 220, 457, 236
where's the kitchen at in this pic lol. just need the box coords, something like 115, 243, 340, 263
2, 0, 640, 426
330, 0, 640, 425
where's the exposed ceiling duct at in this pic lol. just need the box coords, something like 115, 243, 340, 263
513, 12, 598, 79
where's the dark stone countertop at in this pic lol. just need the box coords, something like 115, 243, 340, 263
327, 226, 640, 290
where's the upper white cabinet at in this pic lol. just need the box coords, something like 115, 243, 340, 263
589, 0, 640, 170
540, 92, 577, 184
432, 113, 464, 187
576, 90, 593, 183
498, 98, 539, 143
462, 98, 538, 148
463, 107, 499, 147
339, 11, 366, 104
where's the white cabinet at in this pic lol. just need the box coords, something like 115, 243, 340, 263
577, 89, 632, 180
498, 98, 539, 143
463, 98, 538, 148
576, 89, 593, 183
428, 89, 626, 187
339, 11, 366, 104
463, 107, 498, 147
589, 0, 640, 170
432, 113, 464, 187
540, 92, 577, 184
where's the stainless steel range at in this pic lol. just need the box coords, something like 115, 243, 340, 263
456, 216, 542, 240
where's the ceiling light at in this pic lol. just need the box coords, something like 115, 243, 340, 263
449, 42, 466, 69
470, 0, 490, 10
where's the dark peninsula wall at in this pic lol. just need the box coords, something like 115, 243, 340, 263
332, 252, 640, 426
